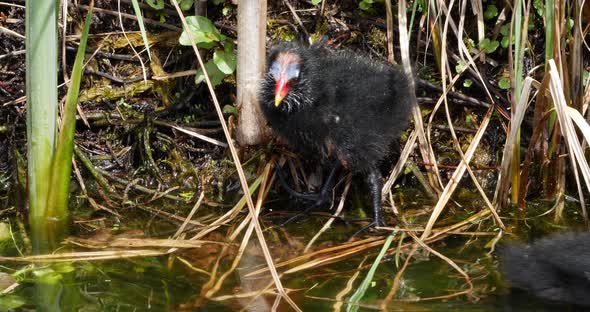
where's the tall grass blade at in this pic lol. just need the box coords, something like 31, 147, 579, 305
346, 234, 396, 312
130, 0, 152, 60
45, 1, 95, 218
509, 0, 527, 205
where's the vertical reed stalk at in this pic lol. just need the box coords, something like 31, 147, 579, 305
25, 0, 58, 221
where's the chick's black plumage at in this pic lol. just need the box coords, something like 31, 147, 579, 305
500, 232, 590, 307
259, 43, 412, 226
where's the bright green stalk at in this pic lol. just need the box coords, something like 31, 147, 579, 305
543, 0, 558, 196
26, 0, 58, 219
130, 0, 152, 60
346, 234, 396, 312
510, 0, 525, 205
45, 2, 95, 218
544, 0, 554, 64
545, 0, 556, 156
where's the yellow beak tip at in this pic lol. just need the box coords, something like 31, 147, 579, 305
274, 97, 283, 107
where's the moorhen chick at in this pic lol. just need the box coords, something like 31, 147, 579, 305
259, 43, 412, 227
500, 232, 590, 306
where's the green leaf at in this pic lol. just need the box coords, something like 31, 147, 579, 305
311, 0, 322, 4
500, 24, 510, 36
0, 295, 26, 309
145, 0, 164, 10
179, 16, 225, 46
359, 0, 372, 10
533, 0, 544, 16
195, 59, 225, 87
455, 60, 468, 73
223, 104, 238, 115
499, 77, 511, 90
463, 79, 473, 88
479, 38, 499, 53
53, 263, 75, 274
484, 4, 498, 20
213, 48, 236, 74
501, 35, 510, 48
45, 0, 95, 218
179, 0, 194, 11
567, 18, 574, 31
33, 268, 63, 284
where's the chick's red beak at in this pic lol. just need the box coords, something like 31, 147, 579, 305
274, 77, 289, 107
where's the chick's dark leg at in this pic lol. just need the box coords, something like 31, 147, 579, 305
275, 159, 341, 228
367, 167, 384, 227
275, 163, 318, 201
314, 158, 342, 206
275, 158, 341, 205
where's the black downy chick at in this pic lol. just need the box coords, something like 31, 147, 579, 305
259, 43, 412, 227
500, 232, 590, 306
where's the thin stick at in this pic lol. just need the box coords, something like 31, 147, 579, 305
169, 2, 300, 310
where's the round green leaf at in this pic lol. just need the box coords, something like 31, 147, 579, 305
484, 4, 498, 20
180, 0, 194, 11
359, 0, 372, 10
479, 38, 499, 54
223, 104, 238, 115
195, 60, 225, 87
179, 16, 224, 46
213, 50, 236, 74
146, 0, 164, 9
499, 77, 511, 90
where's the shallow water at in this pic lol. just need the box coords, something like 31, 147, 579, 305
1, 189, 587, 311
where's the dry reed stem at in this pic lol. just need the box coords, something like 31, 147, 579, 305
171, 191, 205, 241
493, 77, 537, 206
169, 2, 299, 310
176, 256, 212, 276
245, 236, 384, 277
428, 0, 504, 228
116, 0, 148, 83
191, 174, 263, 240
204, 162, 273, 298
425, 57, 504, 228
436, 1, 504, 227
0, 250, 169, 262
549, 60, 590, 220
304, 175, 352, 253
382, 129, 418, 196
385, 0, 395, 64
333, 256, 368, 311
398, 0, 444, 193
408, 231, 473, 293
380, 243, 416, 309
170, 125, 229, 147
420, 106, 494, 239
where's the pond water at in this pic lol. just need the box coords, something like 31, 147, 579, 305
0, 188, 587, 311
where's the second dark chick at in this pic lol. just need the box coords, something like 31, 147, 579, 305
259, 43, 412, 227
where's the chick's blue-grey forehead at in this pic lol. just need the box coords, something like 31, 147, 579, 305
269, 57, 302, 80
